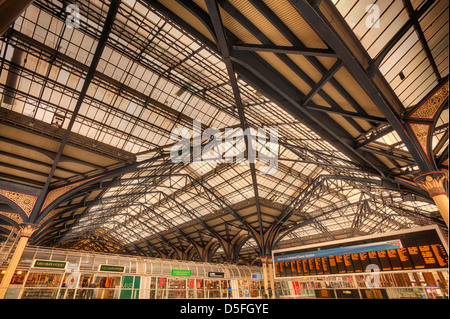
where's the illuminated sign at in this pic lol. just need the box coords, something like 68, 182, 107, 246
32, 260, 67, 269
273, 226, 448, 278
361, 289, 388, 299
314, 289, 335, 299
171, 269, 191, 276
98, 265, 125, 273
274, 240, 402, 263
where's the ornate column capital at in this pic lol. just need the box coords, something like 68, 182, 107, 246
259, 255, 273, 263
19, 223, 39, 238
414, 171, 448, 197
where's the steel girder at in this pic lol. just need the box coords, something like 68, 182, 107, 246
148, 0, 390, 177
287, 0, 436, 174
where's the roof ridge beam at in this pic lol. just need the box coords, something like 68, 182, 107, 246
231, 43, 337, 58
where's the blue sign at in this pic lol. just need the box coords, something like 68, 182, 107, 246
252, 274, 263, 279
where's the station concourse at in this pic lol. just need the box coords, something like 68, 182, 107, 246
0, 0, 448, 300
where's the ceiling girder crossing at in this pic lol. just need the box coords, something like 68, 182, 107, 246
287, 0, 436, 175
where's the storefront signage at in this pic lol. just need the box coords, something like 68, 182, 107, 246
171, 269, 191, 276
32, 260, 67, 269
208, 272, 224, 278
98, 265, 125, 273
252, 274, 263, 279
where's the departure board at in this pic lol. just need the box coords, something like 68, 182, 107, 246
397, 248, 413, 269
273, 225, 448, 278
322, 257, 330, 274
296, 260, 303, 276
343, 254, 354, 272
361, 289, 388, 299
431, 244, 448, 267
336, 289, 360, 299
308, 258, 316, 275
351, 253, 363, 272
328, 256, 338, 274
275, 262, 280, 277
335, 255, 346, 273
376, 250, 392, 271
314, 289, 335, 299
387, 249, 402, 270
302, 259, 309, 275
407, 246, 425, 269
419, 245, 438, 268
368, 251, 380, 266
315, 257, 324, 275
359, 252, 370, 270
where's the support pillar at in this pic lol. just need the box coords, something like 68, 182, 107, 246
0, 223, 38, 299
267, 258, 275, 298
261, 256, 269, 298
415, 172, 449, 226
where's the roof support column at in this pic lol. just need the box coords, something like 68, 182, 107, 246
267, 257, 275, 298
260, 256, 274, 299
0, 223, 38, 299
415, 172, 448, 226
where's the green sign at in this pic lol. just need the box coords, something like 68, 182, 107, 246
33, 260, 67, 269
171, 269, 191, 276
98, 265, 125, 273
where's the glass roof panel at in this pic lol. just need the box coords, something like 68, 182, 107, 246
0, 0, 442, 254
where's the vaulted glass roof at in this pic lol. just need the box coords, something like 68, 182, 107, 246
0, 0, 447, 262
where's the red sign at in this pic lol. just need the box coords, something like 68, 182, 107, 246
292, 281, 301, 295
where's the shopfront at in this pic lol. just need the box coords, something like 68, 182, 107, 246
235, 279, 263, 298
0, 245, 265, 299
274, 269, 449, 299
0, 269, 28, 299
19, 259, 66, 299
93, 265, 125, 299
59, 272, 95, 299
